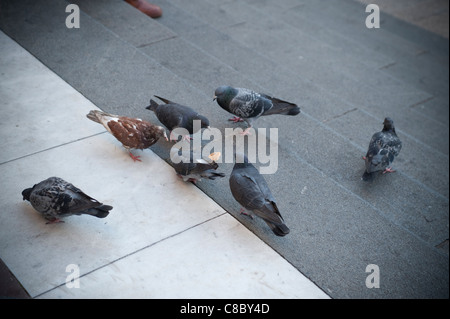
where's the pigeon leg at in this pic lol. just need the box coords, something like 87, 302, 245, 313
239, 207, 254, 219
229, 116, 244, 123
362, 156, 367, 160
183, 135, 193, 141
382, 167, 396, 174
240, 127, 252, 136
128, 151, 142, 162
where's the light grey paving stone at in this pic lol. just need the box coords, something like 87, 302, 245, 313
0, 31, 105, 164
37, 214, 329, 299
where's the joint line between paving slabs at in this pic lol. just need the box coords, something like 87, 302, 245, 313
32, 212, 227, 298
0, 132, 108, 166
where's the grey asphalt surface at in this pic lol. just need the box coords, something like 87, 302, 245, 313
0, 0, 448, 298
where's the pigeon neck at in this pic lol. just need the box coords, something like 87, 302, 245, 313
382, 126, 396, 134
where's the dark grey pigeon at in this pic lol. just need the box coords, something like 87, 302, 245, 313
214, 86, 300, 135
229, 153, 290, 237
22, 177, 112, 223
146, 96, 210, 141
362, 117, 402, 181
170, 148, 225, 183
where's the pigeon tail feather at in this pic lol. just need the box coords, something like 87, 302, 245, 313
154, 95, 172, 104
266, 221, 290, 237
263, 97, 300, 116
85, 204, 112, 218
206, 172, 226, 180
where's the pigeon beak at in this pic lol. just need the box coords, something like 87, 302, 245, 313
163, 131, 169, 142
213, 95, 217, 101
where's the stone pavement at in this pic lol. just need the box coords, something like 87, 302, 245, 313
0, 30, 328, 299
0, 0, 448, 298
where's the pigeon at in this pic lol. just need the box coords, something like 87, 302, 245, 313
22, 177, 112, 223
213, 86, 300, 135
229, 153, 290, 237
362, 117, 402, 181
170, 148, 225, 183
146, 96, 210, 141
87, 110, 168, 162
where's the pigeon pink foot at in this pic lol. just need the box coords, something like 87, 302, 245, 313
129, 152, 142, 162
382, 167, 396, 174
239, 207, 254, 219
229, 116, 244, 123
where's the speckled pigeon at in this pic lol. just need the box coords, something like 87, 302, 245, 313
22, 177, 112, 223
362, 117, 402, 181
87, 110, 168, 162
229, 153, 290, 237
146, 96, 210, 141
170, 148, 225, 183
214, 86, 300, 135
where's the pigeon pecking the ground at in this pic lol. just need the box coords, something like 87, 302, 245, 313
362, 117, 402, 181
170, 148, 225, 183
213, 86, 300, 135
22, 177, 112, 223
146, 96, 210, 142
229, 153, 290, 237
87, 110, 168, 162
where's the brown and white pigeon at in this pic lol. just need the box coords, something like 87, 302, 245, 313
229, 153, 290, 237
213, 86, 300, 135
87, 110, 168, 162
146, 96, 210, 141
362, 117, 402, 181
22, 177, 112, 223
170, 148, 225, 183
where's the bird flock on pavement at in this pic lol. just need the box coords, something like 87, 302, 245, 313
22, 85, 402, 236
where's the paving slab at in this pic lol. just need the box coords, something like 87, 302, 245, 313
37, 214, 328, 299
0, 31, 104, 164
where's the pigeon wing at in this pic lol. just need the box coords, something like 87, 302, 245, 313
260, 93, 300, 116
230, 167, 284, 226
229, 88, 270, 119
57, 183, 104, 215
155, 105, 186, 131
